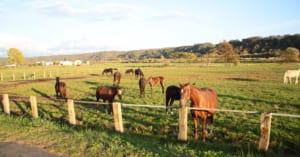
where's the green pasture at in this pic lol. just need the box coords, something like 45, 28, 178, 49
0, 62, 300, 157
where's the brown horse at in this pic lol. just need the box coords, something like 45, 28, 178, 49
179, 83, 218, 141
138, 76, 147, 98
148, 76, 165, 96
165, 85, 181, 114
55, 77, 67, 98
96, 86, 122, 114
125, 68, 134, 76
102, 68, 117, 76
113, 71, 121, 86
134, 68, 144, 79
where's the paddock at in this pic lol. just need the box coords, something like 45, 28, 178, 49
0, 63, 299, 156
1, 94, 299, 152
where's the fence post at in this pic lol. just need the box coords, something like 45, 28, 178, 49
178, 106, 188, 141
113, 102, 124, 133
30, 96, 38, 118
43, 70, 46, 78
259, 112, 272, 151
23, 72, 26, 80
0, 73, 3, 81
67, 99, 76, 125
33, 72, 36, 80
2, 94, 10, 114
12, 72, 15, 81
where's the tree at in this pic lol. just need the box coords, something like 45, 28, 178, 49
7, 48, 25, 64
281, 47, 299, 62
216, 41, 240, 65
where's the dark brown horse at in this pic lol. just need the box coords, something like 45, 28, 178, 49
134, 68, 144, 79
179, 83, 218, 141
165, 85, 181, 114
125, 68, 134, 76
96, 86, 122, 114
148, 76, 165, 96
55, 77, 66, 98
138, 76, 147, 98
102, 68, 117, 76
113, 71, 121, 86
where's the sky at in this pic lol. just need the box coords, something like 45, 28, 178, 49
0, 0, 299, 57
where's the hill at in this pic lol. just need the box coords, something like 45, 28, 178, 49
1, 33, 299, 64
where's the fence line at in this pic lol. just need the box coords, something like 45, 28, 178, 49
1, 94, 300, 151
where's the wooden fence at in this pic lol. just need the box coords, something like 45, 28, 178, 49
1, 94, 300, 151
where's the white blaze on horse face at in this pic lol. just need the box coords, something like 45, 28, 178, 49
180, 88, 189, 106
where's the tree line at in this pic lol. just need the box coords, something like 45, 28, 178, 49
120, 34, 300, 63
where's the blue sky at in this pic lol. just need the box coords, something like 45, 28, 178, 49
0, 0, 299, 57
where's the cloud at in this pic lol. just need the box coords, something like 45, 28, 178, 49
0, 32, 48, 57
50, 39, 119, 55
32, 0, 140, 21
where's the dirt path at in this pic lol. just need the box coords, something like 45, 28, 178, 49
0, 142, 61, 157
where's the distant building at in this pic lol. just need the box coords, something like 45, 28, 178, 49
5, 64, 17, 68
59, 60, 73, 66
73, 60, 82, 66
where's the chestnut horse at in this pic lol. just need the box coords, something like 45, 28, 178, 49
138, 76, 147, 98
148, 76, 165, 96
179, 83, 218, 141
165, 85, 181, 114
96, 86, 122, 114
55, 77, 67, 98
134, 68, 144, 79
125, 68, 134, 76
113, 71, 122, 86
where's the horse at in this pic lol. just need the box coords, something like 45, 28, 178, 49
148, 76, 165, 96
134, 68, 144, 79
125, 68, 134, 76
138, 76, 147, 98
165, 85, 181, 115
283, 69, 300, 84
96, 86, 122, 114
113, 71, 122, 86
55, 77, 67, 98
102, 68, 117, 76
179, 83, 218, 141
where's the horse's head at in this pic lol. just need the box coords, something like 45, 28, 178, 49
179, 83, 191, 107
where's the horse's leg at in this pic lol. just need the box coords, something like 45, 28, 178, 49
160, 82, 164, 93
202, 116, 208, 142
150, 84, 153, 97
169, 98, 174, 115
165, 96, 170, 114
193, 116, 199, 140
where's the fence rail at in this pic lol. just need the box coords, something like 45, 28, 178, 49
1, 94, 300, 151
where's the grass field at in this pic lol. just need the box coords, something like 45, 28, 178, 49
0, 62, 300, 157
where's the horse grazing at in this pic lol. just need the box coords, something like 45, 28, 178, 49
165, 85, 181, 115
134, 68, 144, 79
179, 83, 218, 141
138, 76, 147, 98
113, 71, 122, 86
55, 77, 67, 98
283, 69, 300, 84
125, 68, 134, 76
96, 86, 122, 114
148, 76, 165, 96
102, 68, 117, 76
